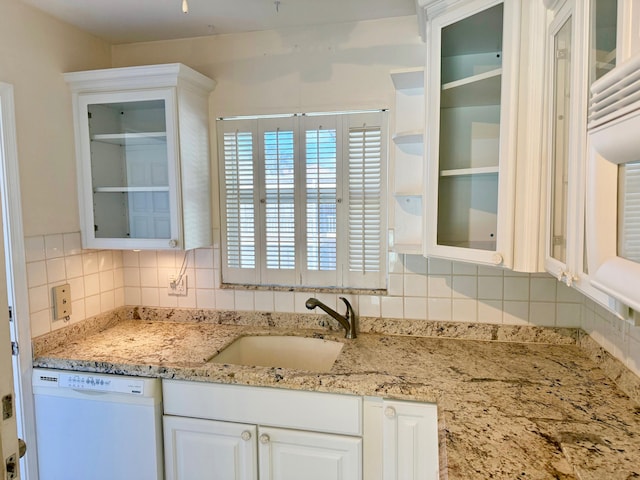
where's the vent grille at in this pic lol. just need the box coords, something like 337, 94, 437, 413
589, 54, 640, 129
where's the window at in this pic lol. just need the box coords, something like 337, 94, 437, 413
218, 111, 387, 289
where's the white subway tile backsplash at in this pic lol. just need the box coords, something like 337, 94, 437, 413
196, 289, 216, 309
530, 277, 557, 302
388, 251, 404, 274
477, 265, 504, 276
122, 250, 140, 267
528, 302, 556, 327
44, 234, 64, 259
503, 276, 530, 302
158, 291, 178, 308
254, 290, 274, 312
215, 289, 235, 310
141, 287, 160, 307
194, 248, 214, 268
503, 301, 529, 325
30, 309, 50, 337
453, 298, 477, 323
388, 273, 404, 296
556, 303, 582, 327
67, 277, 85, 301
63, 232, 82, 256
235, 290, 255, 311
26, 261, 47, 288
274, 291, 294, 313
405, 254, 428, 275
84, 273, 100, 297
140, 267, 159, 288
99, 270, 114, 291
65, 255, 84, 279
25, 236, 45, 262
84, 294, 101, 318
100, 290, 115, 312
124, 287, 141, 306
428, 275, 452, 298
404, 297, 427, 320
477, 300, 503, 324
428, 257, 452, 275
453, 262, 478, 276
29, 285, 49, 313
195, 268, 215, 290
404, 274, 427, 297
177, 289, 197, 309
82, 252, 99, 275
557, 283, 584, 303
381, 296, 403, 318
452, 275, 477, 299
427, 298, 452, 321
138, 251, 158, 268
478, 276, 503, 300
358, 295, 381, 318
157, 250, 177, 268
98, 251, 113, 271
46, 257, 66, 284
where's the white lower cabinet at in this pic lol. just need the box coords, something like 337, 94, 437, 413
162, 380, 438, 480
258, 426, 361, 480
164, 416, 257, 480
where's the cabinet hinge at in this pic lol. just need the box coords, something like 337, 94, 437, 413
8, 306, 12, 321
11, 341, 18, 356
552, 235, 564, 246
556, 48, 568, 59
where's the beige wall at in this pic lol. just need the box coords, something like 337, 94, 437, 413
112, 16, 425, 117
0, 0, 111, 236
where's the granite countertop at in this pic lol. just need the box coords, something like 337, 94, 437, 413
33, 308, 640, 479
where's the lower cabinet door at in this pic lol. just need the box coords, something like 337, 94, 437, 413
163, 415, 258, 480
258, 426, 362, 480
382, 400, 439, 480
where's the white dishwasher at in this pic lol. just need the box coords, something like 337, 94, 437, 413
32, 368, 164, 480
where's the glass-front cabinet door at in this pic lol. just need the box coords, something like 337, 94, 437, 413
66, 63, 216, 251
79, 90, 179, 245
425, 0, 520, 267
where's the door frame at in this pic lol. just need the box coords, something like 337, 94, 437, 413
0, 82, 37, 480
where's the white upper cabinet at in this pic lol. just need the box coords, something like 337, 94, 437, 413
65, 63, 216, 250
421, 0, 522, 268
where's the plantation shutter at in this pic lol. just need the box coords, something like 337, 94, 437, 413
218, 119, 259, 284
218, 111, 386, 289
303, 115, 339, 286
343, 112, 387, 288
259, 117, 298, 285
619, 161, 640, 263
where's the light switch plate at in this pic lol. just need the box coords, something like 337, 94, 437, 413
52, 284, 72, 320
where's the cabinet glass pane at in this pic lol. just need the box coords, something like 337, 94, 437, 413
549, 18, 572, 264
437, 3, 503, 251
88, 99, 170, 239
590, 0, 617, 83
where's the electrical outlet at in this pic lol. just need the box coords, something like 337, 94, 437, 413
52, 284, 72, 320
168, 274, 187, 296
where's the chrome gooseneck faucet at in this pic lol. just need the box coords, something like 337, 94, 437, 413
305, 297, 357, 339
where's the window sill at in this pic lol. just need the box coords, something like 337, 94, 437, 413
220, 283, 387, 296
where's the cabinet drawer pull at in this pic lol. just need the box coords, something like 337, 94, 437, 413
241, 430, 252, 441
384, 407, 396, 418
259, 434, 270, 445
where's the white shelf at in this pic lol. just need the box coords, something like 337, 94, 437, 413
440, 166, 499, 177
439, 240, 496, 251
441, 68, 502, 108
390, 68, 425, 90
392, 130, 424, 144
91, 132, 167, 145
94, 186, 170, 193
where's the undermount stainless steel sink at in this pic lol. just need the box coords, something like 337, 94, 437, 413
209, 335, 344, 372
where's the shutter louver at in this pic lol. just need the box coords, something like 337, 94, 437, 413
306, 127, 337, 271
223, 130, 256, 269
348, 126, 383, 274
264, 129, 296, 270
620, 161, 640, 263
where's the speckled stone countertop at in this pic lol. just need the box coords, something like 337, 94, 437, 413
33, 307, 640, 479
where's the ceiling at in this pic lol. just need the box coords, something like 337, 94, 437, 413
21, 0, 418, 45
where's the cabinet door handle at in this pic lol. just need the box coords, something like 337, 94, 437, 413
384, 407, 396, 418
241, 430, 252, 441
169, 239, 178, 248
492, 253, 503, 265
259, 434, 270, 445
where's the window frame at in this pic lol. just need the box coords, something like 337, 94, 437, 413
217, 110, 388, 291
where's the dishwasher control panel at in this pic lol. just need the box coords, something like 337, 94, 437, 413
34, 371, 145, 395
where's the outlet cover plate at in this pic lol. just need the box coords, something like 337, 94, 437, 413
52, 284, 72, 320
168, 274, 188, 296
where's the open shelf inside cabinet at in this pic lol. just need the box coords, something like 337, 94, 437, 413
91, 132, 167, 145
441, 68, 502, 108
